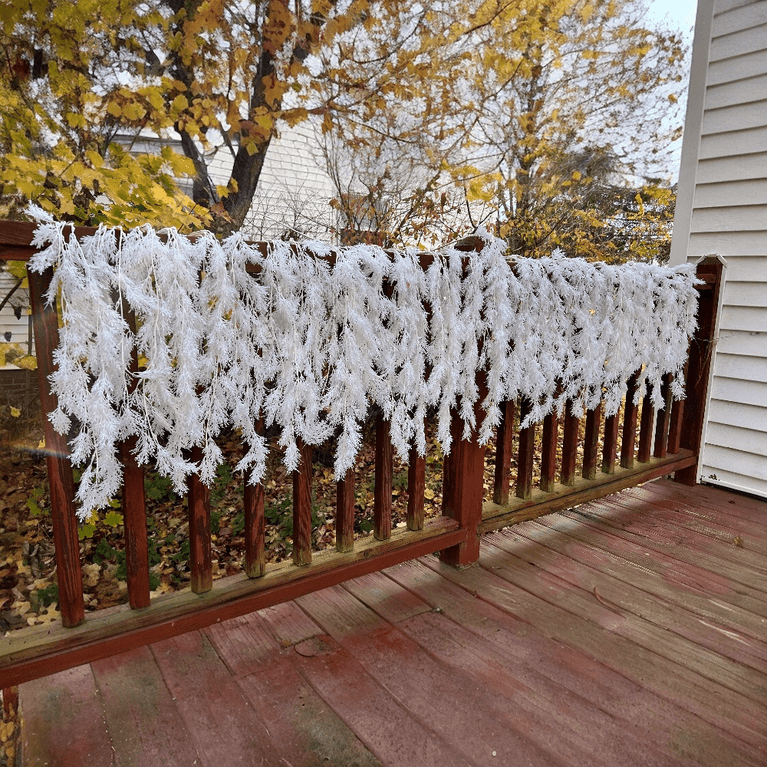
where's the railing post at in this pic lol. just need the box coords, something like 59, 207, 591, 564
440, 377, 487, 568
27, 267, 85, 628
675, 256, 724, 485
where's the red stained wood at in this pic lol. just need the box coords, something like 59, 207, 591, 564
91, 647, 202, 766
540, 407, 558, 493
151, 631, 284, 765
187, 449, 212, 594
118, 302, 150, 609
2, 518, 464, 689
676, 258, 724, 485
493, 400, 515, 504
489, 531, 767, 693
390, 558, 762, 767
336, 469, 355, 552
637, 393, 654, 463
471, 544, 766, 747
243, 420, 266, 578
374, 413, 393, 541
295, 587, 558, 766
406, 447, 425, 531
206, 613, 380, 767
27, 267, 84, 628
667, 374, 686, 455
121, 436, 150, 608
516, 399, 535, 500
440, 397, 487, 568
601, 413, 619, 475
293, 439, 313, 566
621, 372, 639, 470
244, 479, 266, 578
582, 403, 602, 480
653, 374, 673, 458
21, 665, 113, 767
560, 404, 579, 486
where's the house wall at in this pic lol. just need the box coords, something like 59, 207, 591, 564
207, 120, 339, 241
670, 0, 767, 498
0, 270, 31, 358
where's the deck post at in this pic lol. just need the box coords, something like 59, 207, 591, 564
440, 378, 487, 568
27, 267, 85, 628
674, 256, 724, 486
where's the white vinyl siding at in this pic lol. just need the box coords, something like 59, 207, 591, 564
671, 0, 767, 499
0, 271, 31, 368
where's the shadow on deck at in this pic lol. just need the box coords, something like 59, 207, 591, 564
19, 479, 767, 767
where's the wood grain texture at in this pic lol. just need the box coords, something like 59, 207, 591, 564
119, 302, 150, 609
336, 469, 355, 552
293, 440, 313, 567
560, 405, 579, 486
493, 400, 515, 504
2, 517, 463, 689
653, 374, 673, 459
440, 404, 486, 568
582, 403, 602, 480
621, 372, 640, 470
374, 413, 393, 541
187, 450, 212, 595
406, 447, 425, 531
244, 479, 266, 578
516, 400, 535, 500
637, 394, 654, 464
540, 407, 559, 493
121, 436, 150, 609
27, 267, 84, 628
601, 413, 619, 475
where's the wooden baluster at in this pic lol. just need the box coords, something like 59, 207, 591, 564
121, 438, 150, 607
560, 403, 579, 486
374, 412, 393, 541
336, 469, 355, 552
675, 257, 724, 485
119, 303, 150, 609
667, 366, 687, 455
653, 374, 673, 458
621, 372, 640, 469
187, 446, 212, 593
516, 399, 535, 500
407, 446, 425, 531
292, 439, 313, 566
637, 392, 654, 463
27, 267, 84, 628
493, 400, 515, 504
540, 405, 559, 493
582, 402, 602, 480
244, 421, 266, 578
440, 376, 487, 568
602, 412, 620, 475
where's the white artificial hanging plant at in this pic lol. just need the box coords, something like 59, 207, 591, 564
28, 217, 701, 519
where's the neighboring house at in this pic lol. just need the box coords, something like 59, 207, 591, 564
669, 0, 767, 498
130, 120, 340, 241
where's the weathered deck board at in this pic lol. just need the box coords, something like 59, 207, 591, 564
19, 479, 767, 766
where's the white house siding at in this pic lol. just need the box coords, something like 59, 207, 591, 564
0, 270, 31, 365
207, 120, 339, 241
670, 0, 767, 498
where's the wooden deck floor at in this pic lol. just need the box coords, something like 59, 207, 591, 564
19, 479, 767, 767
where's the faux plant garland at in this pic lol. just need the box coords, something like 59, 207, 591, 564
28, 218, 700, 518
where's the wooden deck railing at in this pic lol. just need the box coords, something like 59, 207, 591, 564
0, 220, 722, 690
